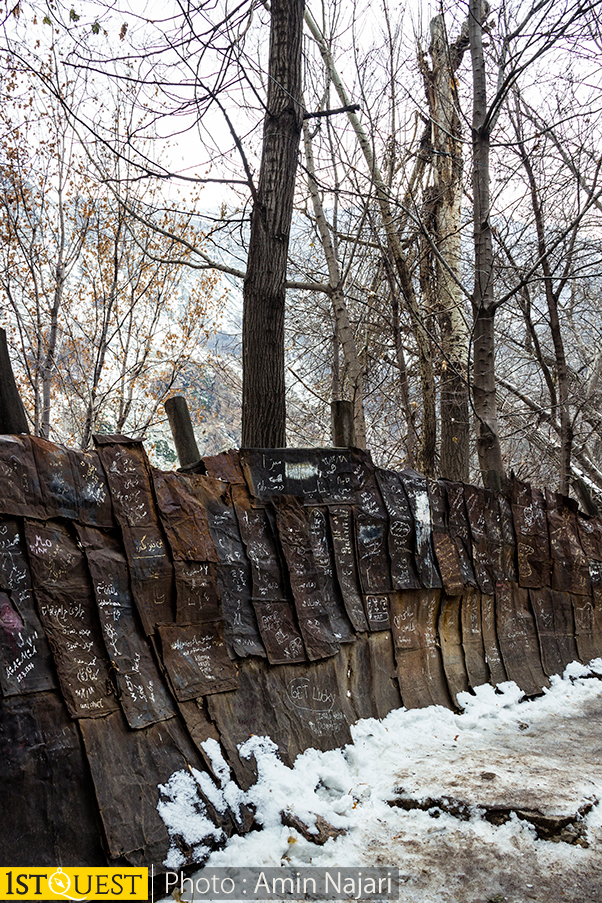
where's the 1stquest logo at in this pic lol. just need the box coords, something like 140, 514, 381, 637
0, 867, 148, 901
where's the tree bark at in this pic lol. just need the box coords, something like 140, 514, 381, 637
241, 0, 305, 449
469, 0, 506, 490
427, 14, 470, 482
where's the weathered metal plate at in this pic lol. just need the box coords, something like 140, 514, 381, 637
152, 470, 218, 562
529, 586, 578, 678
545, 491, 590, 596
483, 490, 505, 581
216, 564, 266, 658
438, 593, 469, 703
79, 709, 224, 866
464, 486, 494, 594
0, 435, 45, 519
173, 561, 221, 624
240, 447, 369, 505
0, 518, 57, 696
206, 658, 280, 789
363, 593, 391, 631
460, 587, 490, 689
495, 580, 549, 696
72, 448, 115, 527
328, 506, 369, 632
95, 438, 156, 528
31, 436, 79, 520
24, 519, 119, 718
158, 621, 238, 700
390, 589, 451, 708
272, 496, 339, 660
480, 592, 507, 685
334, 632, 401, 722
497, 495, 517, 582
427, 481, 465, 596
252, 600, 307, 664
231, 483, 286, 600
78, 525, 176, 729
375, 469, 421, 591
398, 471, 442, 588
194, 477, 248, 565
0, 589, 57, 696
572, 590, 602, 663
177, 697, 223, 773
202, 450, 245, 483
0, 691, 106, 866
306, 506, 355, 644
577, 513, 602, 562
511, 481, 551, 589
444, 481, 476, 586
354, 472, 392, 594
121, 525, 175, 634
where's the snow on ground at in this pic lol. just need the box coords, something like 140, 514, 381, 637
159, 662, 602, 903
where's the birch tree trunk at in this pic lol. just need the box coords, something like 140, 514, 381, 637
241, 0, 305, 448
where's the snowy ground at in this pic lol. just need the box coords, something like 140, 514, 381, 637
159, 661, 602, 903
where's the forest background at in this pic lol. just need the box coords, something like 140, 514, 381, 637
1, 0, 602, 506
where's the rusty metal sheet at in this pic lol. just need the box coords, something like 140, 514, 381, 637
572, 590, 602, 663
209, 656, 352, 778
122, 525, 175, 634
363, 593, 391, 630
0, 435, 45, 519
334, 632, 401, 721
95, 437, 157, 528
427, 481, 464, 596
545, 490, 590, 596
177, 697, 223, 772
577, 513, 602, 561
511, 480, 551, 589
480, 592, 507, 685
306, 506, 355, 644
30, 436, 79, 520
328, 506, 369, 632
77, 525, 176, 729
174, 560, 221, 623
0, 691, 106, 866
193, 477, 248, 565
497, 495, 517, 582
152, 469, 218, 562
0, 519, 57, 696
354, 473, 392, 594
398, 471, 442, 589
24, 519, 119, 719
79, 708, 227, 867
72, 448, 115, 527
438, 593, 469, 703
464, 486, 494, 594
444, 481, 476, 586
252, 600, 307, 664
0, 589, 57, 696
206, 657, 280, 789
272, 496, 339, 660
202, 449, 245, 483
158, 621, 238, 700
460, 587, 490, 689
216, 564, 266, 658
375, 469, 421, 591
529, 587, 578, 678
240, 447, 370, 505
390, 589, 452, 709
495, 580, 549, 696
231, 483, 287, 600
483, 490, 505, 581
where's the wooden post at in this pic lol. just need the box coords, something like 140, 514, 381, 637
0, 328, 29, 434
331, 400, 355, 447
164, 396, 202, 469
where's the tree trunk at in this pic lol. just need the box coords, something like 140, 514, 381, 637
428, 14, 470, 482
303, 118, 367, 448
469, 0, 506, 490
241, 0, 305, 449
